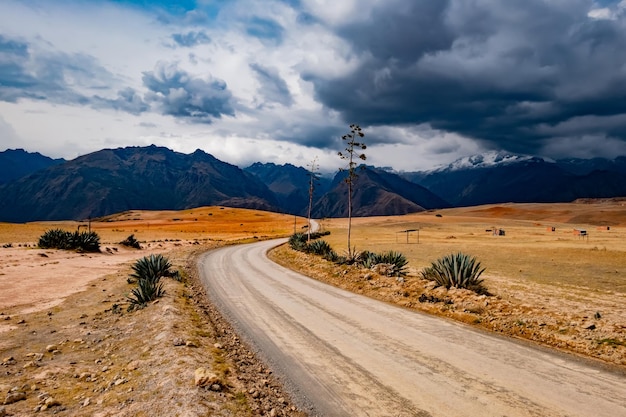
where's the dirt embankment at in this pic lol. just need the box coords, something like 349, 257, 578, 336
269, 245, 626, 370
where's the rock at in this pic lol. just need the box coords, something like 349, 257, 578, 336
125, 361, 139, 371
45, 344, 57, 352
44, 397, 60, 407
113, 378, 127, 386
1, 357, 15, 366
213, 343, 223, 350
194, 368, 219, 387
4, 391, 26, 405
173, 338, 185, 346
585, 324, 597, 330
82, 397, 90, 407
209, 384, 221, 392
0, 405, 6, 417
185, 340, 198, 348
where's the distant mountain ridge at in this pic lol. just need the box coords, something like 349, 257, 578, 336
311, 166, 450, 218
244, 162, 332, 216
1, 147, 626, 222
0, 146, 278, 222
0, 149, 65, 185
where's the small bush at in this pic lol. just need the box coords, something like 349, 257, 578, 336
358, 250, 408, 276
130, 254, 172, 282
421, 252, 487, 294
38, 229, 100, 252
288, 233, 308, 251
128, 275, 165, 307
306, 239, 333, 256
71, 231, 101, 252
120, 234, 142, 249
127, 254, 172, 307
39, 229, 72, 250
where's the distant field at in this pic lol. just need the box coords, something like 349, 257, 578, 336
0, 206, 301, 245
317, 201, 626, 294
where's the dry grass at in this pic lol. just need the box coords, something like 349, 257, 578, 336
317, 201, 626, 293
272, 201, 626, 368
0, 206, 300, 245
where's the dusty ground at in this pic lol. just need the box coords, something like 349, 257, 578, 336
0, 207, 306, 416
1, 202, 625, 416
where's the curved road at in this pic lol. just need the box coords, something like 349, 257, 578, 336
198, 239, 626, 417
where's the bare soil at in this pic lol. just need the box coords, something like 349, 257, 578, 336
1, 202, 625, 416
0, 207, 305, 416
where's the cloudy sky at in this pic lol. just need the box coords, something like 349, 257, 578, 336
1, 0, 626, 172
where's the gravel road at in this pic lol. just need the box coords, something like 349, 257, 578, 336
198, 239, 626, 417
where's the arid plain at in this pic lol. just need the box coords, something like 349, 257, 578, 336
0, 201, 625, 416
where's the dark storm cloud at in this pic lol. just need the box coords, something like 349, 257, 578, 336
304, 0, 626, 156
0, 34, 131, 109
142, 61, 235, 121
170, 31, 211, 47
249, 63, 293, 107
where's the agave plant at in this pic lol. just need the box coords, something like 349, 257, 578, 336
127, 275, 165, 306
421, 252, 486, 294
72, 231, 101, 252
306, 239, 333, 256
130, 254, 172, 283
38, 229, 73, 249
378, 251, 409, 276
288, 233, 308, 251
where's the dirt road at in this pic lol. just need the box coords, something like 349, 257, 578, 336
198, 239, 626, 417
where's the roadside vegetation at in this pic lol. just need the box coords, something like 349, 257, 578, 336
289, 232, 411, 278
127, 254, 180, 308
421, 252, 488, 294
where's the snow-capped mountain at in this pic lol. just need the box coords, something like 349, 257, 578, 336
431, 151, 544, 173
401, 152, 626, 206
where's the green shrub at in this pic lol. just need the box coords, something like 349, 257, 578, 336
306, 239, 332, 255
38, 229, 100, 252
39, 229, 72, 249
130, 254, 172, 282
128, 275, 165, 307
421, 252, 487, 294
288, 233, 308, 251
120, 234, 142, 249
377, 251, 409, 276
358, 250, 408, 276
127, 254, 172, 308
71, 231, 101, 252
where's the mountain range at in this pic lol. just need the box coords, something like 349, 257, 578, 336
1, 147, 626, 222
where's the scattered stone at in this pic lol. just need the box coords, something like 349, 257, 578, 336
209, 384, 222, 392
585, 324, 597, 330
44, 397, 60, 407
194, 368, 219, 387
125, 361, 139, 371
4, 391, 26, 405
213, 343, 223, 350
113, 378, 128, 386
82, 397, 91, 407
173, 338, 185, 346
185, 340, 197, 348
1, 357, 15, 366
